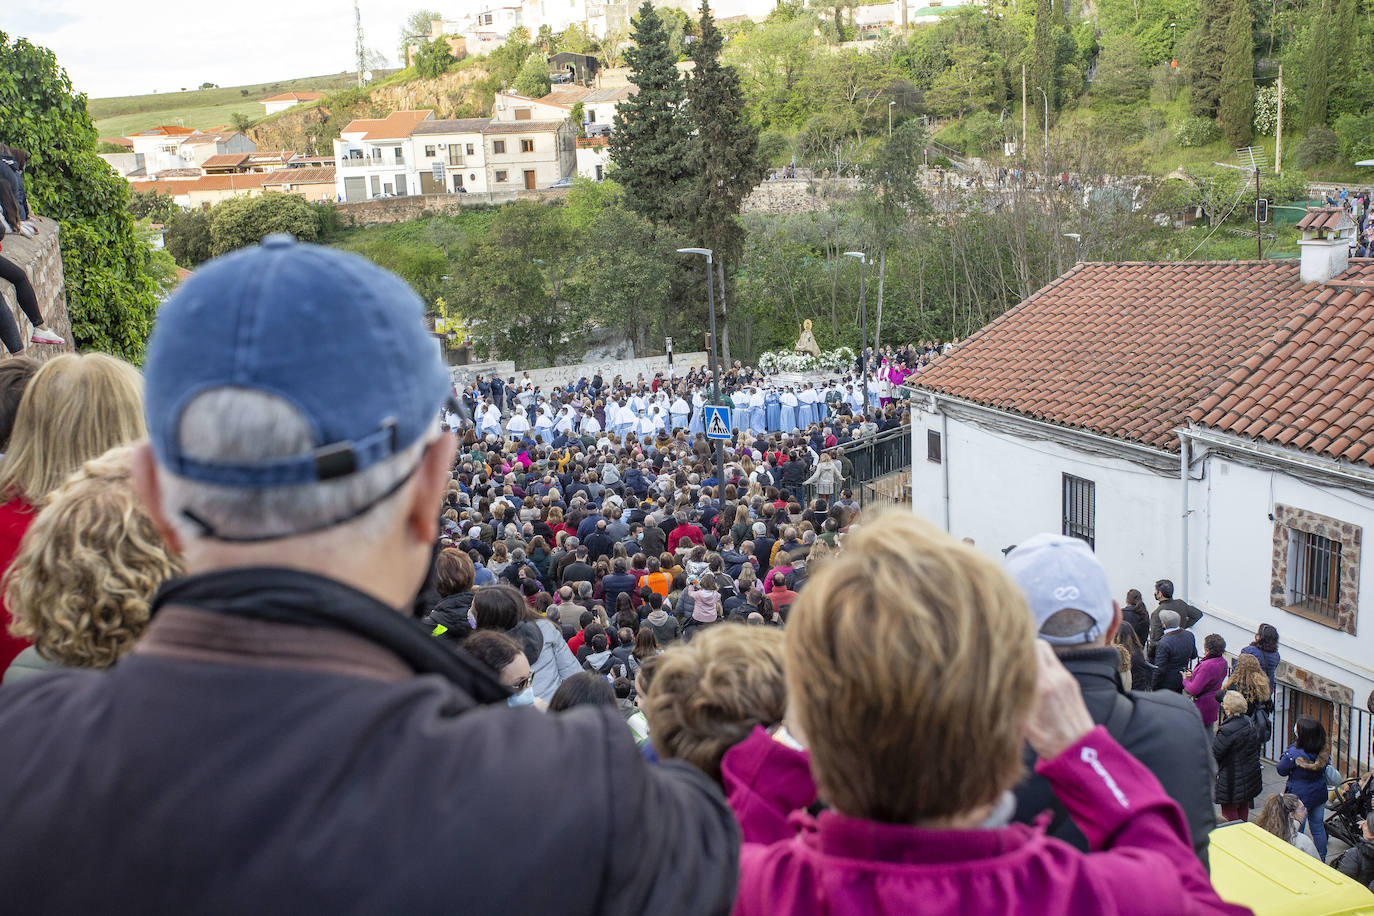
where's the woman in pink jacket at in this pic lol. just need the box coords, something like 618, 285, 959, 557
1185, 633, 1230, 729
720, 512, 1250, 916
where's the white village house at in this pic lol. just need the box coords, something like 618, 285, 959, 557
907, 207, 1374, 733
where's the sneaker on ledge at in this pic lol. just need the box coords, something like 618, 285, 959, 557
29, 328, 64, 345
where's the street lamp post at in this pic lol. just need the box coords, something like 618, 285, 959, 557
844, 251, 869, 417
1035, 86, 1049, 181
677, 247, 726, 489
888, 100, 895, 137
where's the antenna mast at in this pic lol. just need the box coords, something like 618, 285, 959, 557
355, 0, 366, 88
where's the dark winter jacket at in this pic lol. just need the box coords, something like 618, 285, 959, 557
425, 591, 475, 639
1147, 598, 1204, 653
1212, 714, 1263, 806
1151, 628, 1198, 692
1120, 601, 1150, 647
1277, 745, 1330, 813
0, 568, 740, 914
1012, 648, 1216, 866
601, 573, 638, 610
1335, 838, 1374, 888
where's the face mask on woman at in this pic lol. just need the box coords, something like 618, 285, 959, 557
508, 687, 535, 708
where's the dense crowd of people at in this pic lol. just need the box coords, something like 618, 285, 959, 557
0, 236, 1369, 911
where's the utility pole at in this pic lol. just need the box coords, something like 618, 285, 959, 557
1275, 64, 1284, 176
1036, 86, 1049, 180
1256, 166, 1263, 260
354, 0, 366, 89
1021, 64, 1028, 160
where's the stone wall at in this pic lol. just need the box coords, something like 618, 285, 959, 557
451, 351, 708, 390
0, 217, 74, 362
334, 189, 570, 226
1270, 503, 1361, 635
742, 178, 861, 215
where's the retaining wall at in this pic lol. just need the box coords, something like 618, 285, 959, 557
451, 351, 709, 390
334, 188, 570, 225
0, 217, 74, 362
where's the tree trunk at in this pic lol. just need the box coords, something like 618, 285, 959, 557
874, 247, 887, 351
717, 259, 732, 366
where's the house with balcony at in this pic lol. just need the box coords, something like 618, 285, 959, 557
410, 119, 492, 194
128, 126, 199, 177
332, 110, 435, 201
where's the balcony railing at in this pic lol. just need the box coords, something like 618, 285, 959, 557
339, 157, 404, 169
802, 423, 913, 508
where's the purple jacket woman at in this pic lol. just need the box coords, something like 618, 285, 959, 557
1185, 654, 1230, 727
721, 725, 1249, 916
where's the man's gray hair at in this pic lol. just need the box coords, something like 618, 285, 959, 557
157, 389, 430, 544
1160, 609, 1181, 630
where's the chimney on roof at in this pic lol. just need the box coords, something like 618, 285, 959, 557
1296, 206, 1356, 283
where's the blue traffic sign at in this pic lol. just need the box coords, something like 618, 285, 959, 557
703, 404, 732, 440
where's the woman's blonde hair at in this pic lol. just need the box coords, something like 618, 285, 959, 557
5, 446, 183, 668
1222, 690, 1248, 717
1223, 653, 1272, 705
644, 624, 787, 784
787, 510, 1037, 824
0, 353, 145, 508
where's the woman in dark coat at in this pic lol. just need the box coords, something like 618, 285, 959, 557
1120, 588, 1150, 647
1213, 691, 1263, 823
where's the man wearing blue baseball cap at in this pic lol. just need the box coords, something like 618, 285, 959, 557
1003, 533, 1216, 867
0, 237, 738, 913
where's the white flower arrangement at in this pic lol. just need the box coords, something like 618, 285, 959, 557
755, 346, 855, 375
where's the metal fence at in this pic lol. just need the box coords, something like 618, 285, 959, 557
1261, 681, 1373, 778
804, 425, 913, 508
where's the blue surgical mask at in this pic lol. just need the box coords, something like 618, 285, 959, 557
507, 687, 535, 708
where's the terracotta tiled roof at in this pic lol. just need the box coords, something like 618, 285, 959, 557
483, 120, 566, 134
99, 137, 133, 148
262, 91, 325, 103
261, 166, 336, 185
128, 180, 189, 197
151, 168, 204, 179
910, 260, 1312, 453
340, 110, 435, 141
136, 125, 197, 137
537, 86, 634, 108
1189, 260, 1374, 466
192, 173, 268, 191
201, 153, 252, 168
1296, 206, 1355, 232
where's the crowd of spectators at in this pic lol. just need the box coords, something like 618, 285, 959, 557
0, 236, 1370, 911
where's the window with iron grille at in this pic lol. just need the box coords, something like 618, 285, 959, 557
927, 430, 942, 463
1062, 474, 1095, 549
1286, 530, 1342, 622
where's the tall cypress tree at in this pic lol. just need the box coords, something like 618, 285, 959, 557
1302, 2, 1332, 129
1219, 0, 1254, 148
1030, 0, 1057, 111
1186, 0, 1229, 118
681, 0, 765, 365
609, 1, 689, 225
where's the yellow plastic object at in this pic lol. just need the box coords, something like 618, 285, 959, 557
1209, 822, 1374, 916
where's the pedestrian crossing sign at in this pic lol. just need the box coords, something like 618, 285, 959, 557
704, 405, 732, 440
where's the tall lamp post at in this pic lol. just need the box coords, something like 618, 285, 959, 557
888, 100, 895, 137
677, 246, 726, 490
1035, 86, 1049, 181
843, 251, 869, 417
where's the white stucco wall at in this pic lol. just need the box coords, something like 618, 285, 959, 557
1187, 454, 1374, 702
909, 404, 1179, 600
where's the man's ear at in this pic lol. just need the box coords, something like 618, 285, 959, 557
1104, 600, 1122, 644
131, 441, 185, 556
406, 433, 458, 546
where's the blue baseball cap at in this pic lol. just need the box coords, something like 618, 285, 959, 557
144, 235, 450, 489
1004, 533, 1114, 647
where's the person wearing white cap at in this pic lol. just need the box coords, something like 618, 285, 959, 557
1003, 533, 1217, 866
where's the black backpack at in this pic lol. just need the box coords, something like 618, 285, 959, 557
1249, 703, 1272, 744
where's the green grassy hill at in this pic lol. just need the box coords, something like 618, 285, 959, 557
89, 71, 398, 138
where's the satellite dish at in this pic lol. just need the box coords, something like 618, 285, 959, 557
363, 70, 374, 83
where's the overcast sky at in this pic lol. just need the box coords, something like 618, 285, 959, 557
5, 1, 416, 98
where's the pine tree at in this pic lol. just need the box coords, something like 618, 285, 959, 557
1219, 0, 1254, 148
1303, 5, 1331, 129
681, 0, 765, 365
608, 1, 690, 225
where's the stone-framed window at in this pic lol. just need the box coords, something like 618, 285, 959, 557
1270, 504, 1361, 634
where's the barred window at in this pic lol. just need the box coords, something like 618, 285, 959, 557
1061, 474, 1095, 549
